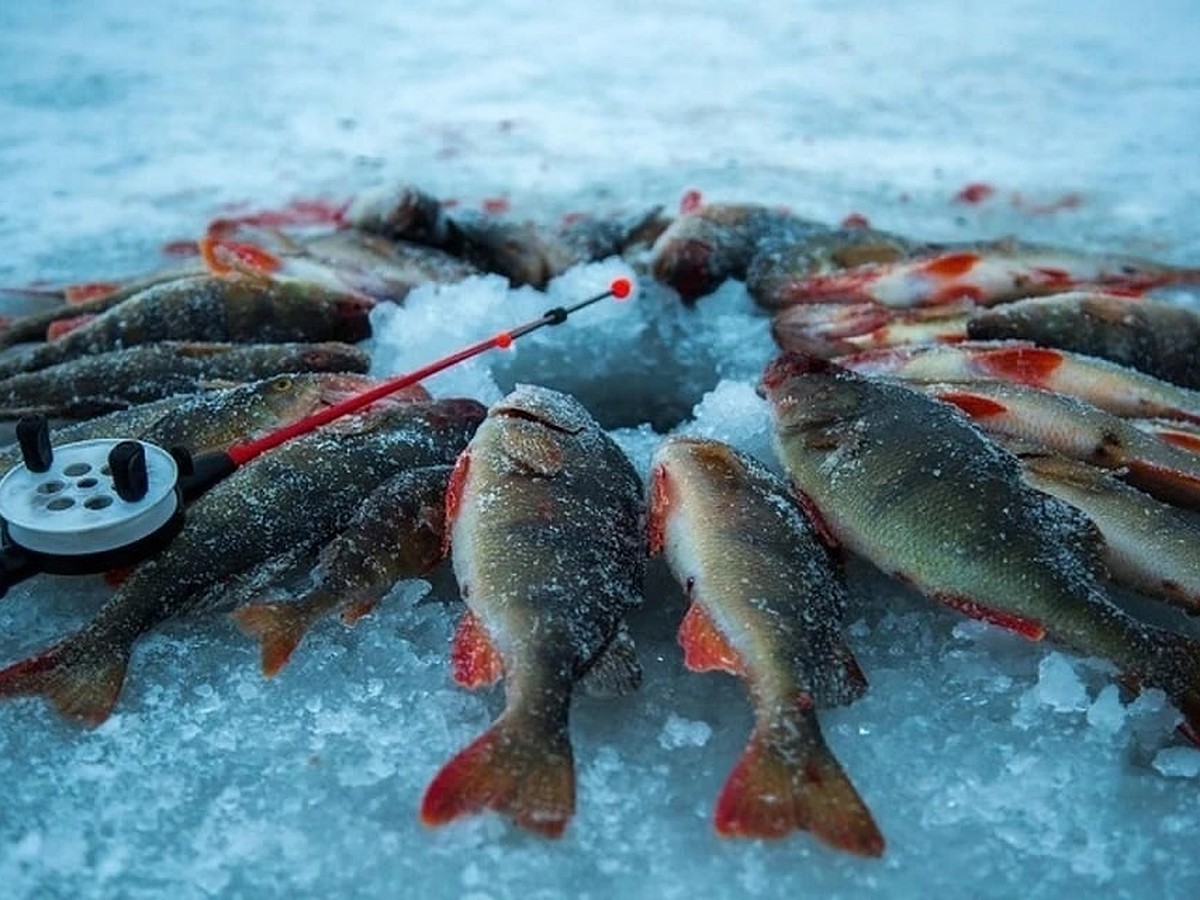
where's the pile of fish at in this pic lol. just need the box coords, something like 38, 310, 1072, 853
2, 184, 1200, 857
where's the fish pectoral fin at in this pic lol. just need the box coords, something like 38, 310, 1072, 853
232, 600, 321, 678
580, 623, 642, 698
829, 242, 906, 269
678, 601, 746, 677
451, 610, 504, 688
932, 593, 1046, 641
498, 418, 565, 477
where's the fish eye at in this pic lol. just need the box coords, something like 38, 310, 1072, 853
273, 377, 293, 392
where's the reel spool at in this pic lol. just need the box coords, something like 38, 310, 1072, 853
0, 417, 185, 590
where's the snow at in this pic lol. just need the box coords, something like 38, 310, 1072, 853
3, 0, 1200, 897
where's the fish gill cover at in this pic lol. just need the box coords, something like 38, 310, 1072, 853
1, 1, 1199, 898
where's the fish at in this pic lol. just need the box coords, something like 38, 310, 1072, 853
836, 341, 1200, 424
198, 228, 482, 301
747, 228, 930, 311
919, 380, 1200, 510
966, 292, 1200, 389
0, 341, 370, 420
647, 436, 883, 854
0, 372, 383, 476
0, 262, 208, 348
772, 301, 970, 358
764, 242, 1200, 309
0, 397, 486, 726
651, 204, 830, 303
437, 207, 667, 289
0, 275, 374, 379
345, 183, 472, 255
761, 353, 1200, 744
234, 463, 451, 676
1015, 452, 1200, 614
421, 385, 644, 838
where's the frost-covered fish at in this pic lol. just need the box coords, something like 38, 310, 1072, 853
0, 372, 381, 476
762, 353, 1200, 744
0, 341, 369, 420
234, 464, 451, 676
747, 228, 928, 311
966, 292, 1200, 389
448, 207, 667, 288
347, 183, 666, 288
421, 385, 644, 838
0, 275, 374, 378
0, 262, 208, 348
920, 380, 1200, 510
765, 243, 1200, 309
837, 341, 1200, 424
0, 397, 485, 726
651, 203, 829, 302
647, 437, 883, 854
772, 301, 970, 358
1130, 418, 1200, 454
1016, 452, 1200, 614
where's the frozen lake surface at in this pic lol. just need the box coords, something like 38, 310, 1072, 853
1, 1, 1198, 897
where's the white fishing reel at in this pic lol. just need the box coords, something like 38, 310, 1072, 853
0, 417, 188, 591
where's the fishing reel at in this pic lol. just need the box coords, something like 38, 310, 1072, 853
0, 417, 200, 595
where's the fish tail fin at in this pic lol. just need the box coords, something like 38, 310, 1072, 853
715, 699, 884, 856
231, 600, 321, 678
0, 634, 129, 728
421, 709, 575, 838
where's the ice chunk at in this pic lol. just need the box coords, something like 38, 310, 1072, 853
658, 713, 713, 750
1152, 747, 1200, 779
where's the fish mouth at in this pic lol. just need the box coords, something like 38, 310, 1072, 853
759, 352, 838, 394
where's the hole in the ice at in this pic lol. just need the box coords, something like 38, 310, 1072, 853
63, 462, 91, 476
77, 477, 98, 489
84, 495, 113, 510
47, 497, 74, 511
37, 480, 65, 494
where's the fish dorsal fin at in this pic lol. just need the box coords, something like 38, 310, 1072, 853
678, 602, 746, 676
499, 418, 564, 476
451, 610, 504, 688
580, 623, 643, 698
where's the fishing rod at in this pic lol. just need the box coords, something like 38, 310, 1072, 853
0, 275, 634, 594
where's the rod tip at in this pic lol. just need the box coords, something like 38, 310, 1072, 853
610, 276, 633, 300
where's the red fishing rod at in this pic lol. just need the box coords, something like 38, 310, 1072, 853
0, 275, 634, 592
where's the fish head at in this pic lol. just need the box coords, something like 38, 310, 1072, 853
759, 353, 865, 434
653, 435, 742, 482
491, 384, 595, 435
253, 372, 371, 420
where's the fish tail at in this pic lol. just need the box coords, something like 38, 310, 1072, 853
0, 633, 129, 728
420, 708, 575, 838
715, 699, 884, 856
231, 600, 320, 678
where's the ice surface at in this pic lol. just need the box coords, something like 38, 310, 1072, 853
3, 0, 1200, 898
